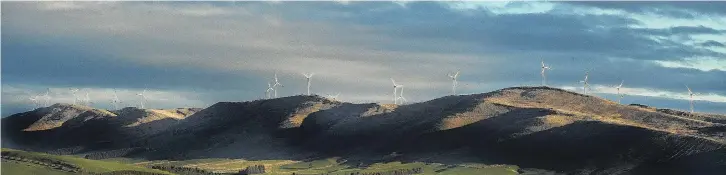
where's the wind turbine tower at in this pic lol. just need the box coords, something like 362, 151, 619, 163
302, 72, 314, 95
273, 73, 283, 98
70, 88, 79, 105
111, 89, 121, 110
616, 80, 624, 104
84, 91, 91, 106
541, 59, 551, 86
396, 85, 408, 105
686, 85, 695, 113
136, 89, 146, 109
44, 88, 51, 107
391, 78, 401, 104
579, 70, 590, 94
448, 71, 460, 95
265, 82, 274, 99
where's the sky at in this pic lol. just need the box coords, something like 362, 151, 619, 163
2, 1, 725, 117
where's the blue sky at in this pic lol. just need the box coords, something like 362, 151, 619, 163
2, 1, 725, 116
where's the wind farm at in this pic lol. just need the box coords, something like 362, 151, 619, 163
8, 57, 721, 175
3, 1, 725, 175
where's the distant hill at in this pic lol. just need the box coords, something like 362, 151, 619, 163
2, 104, 201, 153
2, 87, 725, 174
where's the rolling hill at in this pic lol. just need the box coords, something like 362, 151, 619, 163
2, 86, 725, 174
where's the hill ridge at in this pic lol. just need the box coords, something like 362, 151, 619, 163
3, 86, 725, 174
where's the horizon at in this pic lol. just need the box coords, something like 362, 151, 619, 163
7, 86, 724, 117
2, 1, 726, 117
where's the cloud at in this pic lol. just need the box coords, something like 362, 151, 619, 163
2, 1, 725, 116
0, 84, 208, 116
653, 57, 726, 72
563, 1, 726, 17
699, 40, 725, 47
561, 84, 726, 103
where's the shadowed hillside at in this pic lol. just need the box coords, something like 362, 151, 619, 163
141, 95, 341, 160
2, 104, 202, 154
3, 87, 725, 174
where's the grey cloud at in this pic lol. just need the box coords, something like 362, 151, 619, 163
2, 1, 725, 116
699, 40, 725, 47
266, 2, 721, 62
628, 26, 726, 36
564, 1, 726, 17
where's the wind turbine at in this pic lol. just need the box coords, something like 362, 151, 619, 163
579, 70, 590, 94
273, 73, 283, 98
447, 71, 460, 95
83, 91, 91, 106
302, 72, 314, 95
326, 93, 340, 101
70, 88, 80, 105
43, 88, 51, 107
29, 95, 39, 109
616, 80, 624, 104
541, 59, 551, 86
265, 82, 274, 99
686, 85, 695, 113
396, 85, 408, 105
111, 89, 121, 110
391, 78, 401, 104
136, 89, 146, 109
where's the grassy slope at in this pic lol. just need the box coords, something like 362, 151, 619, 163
1, 148, 173, 175
1, 161, 73, 175
135, 157, 520, 175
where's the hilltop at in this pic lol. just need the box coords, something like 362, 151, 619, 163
2, 104, 201, 152
2, 87, 725, 174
